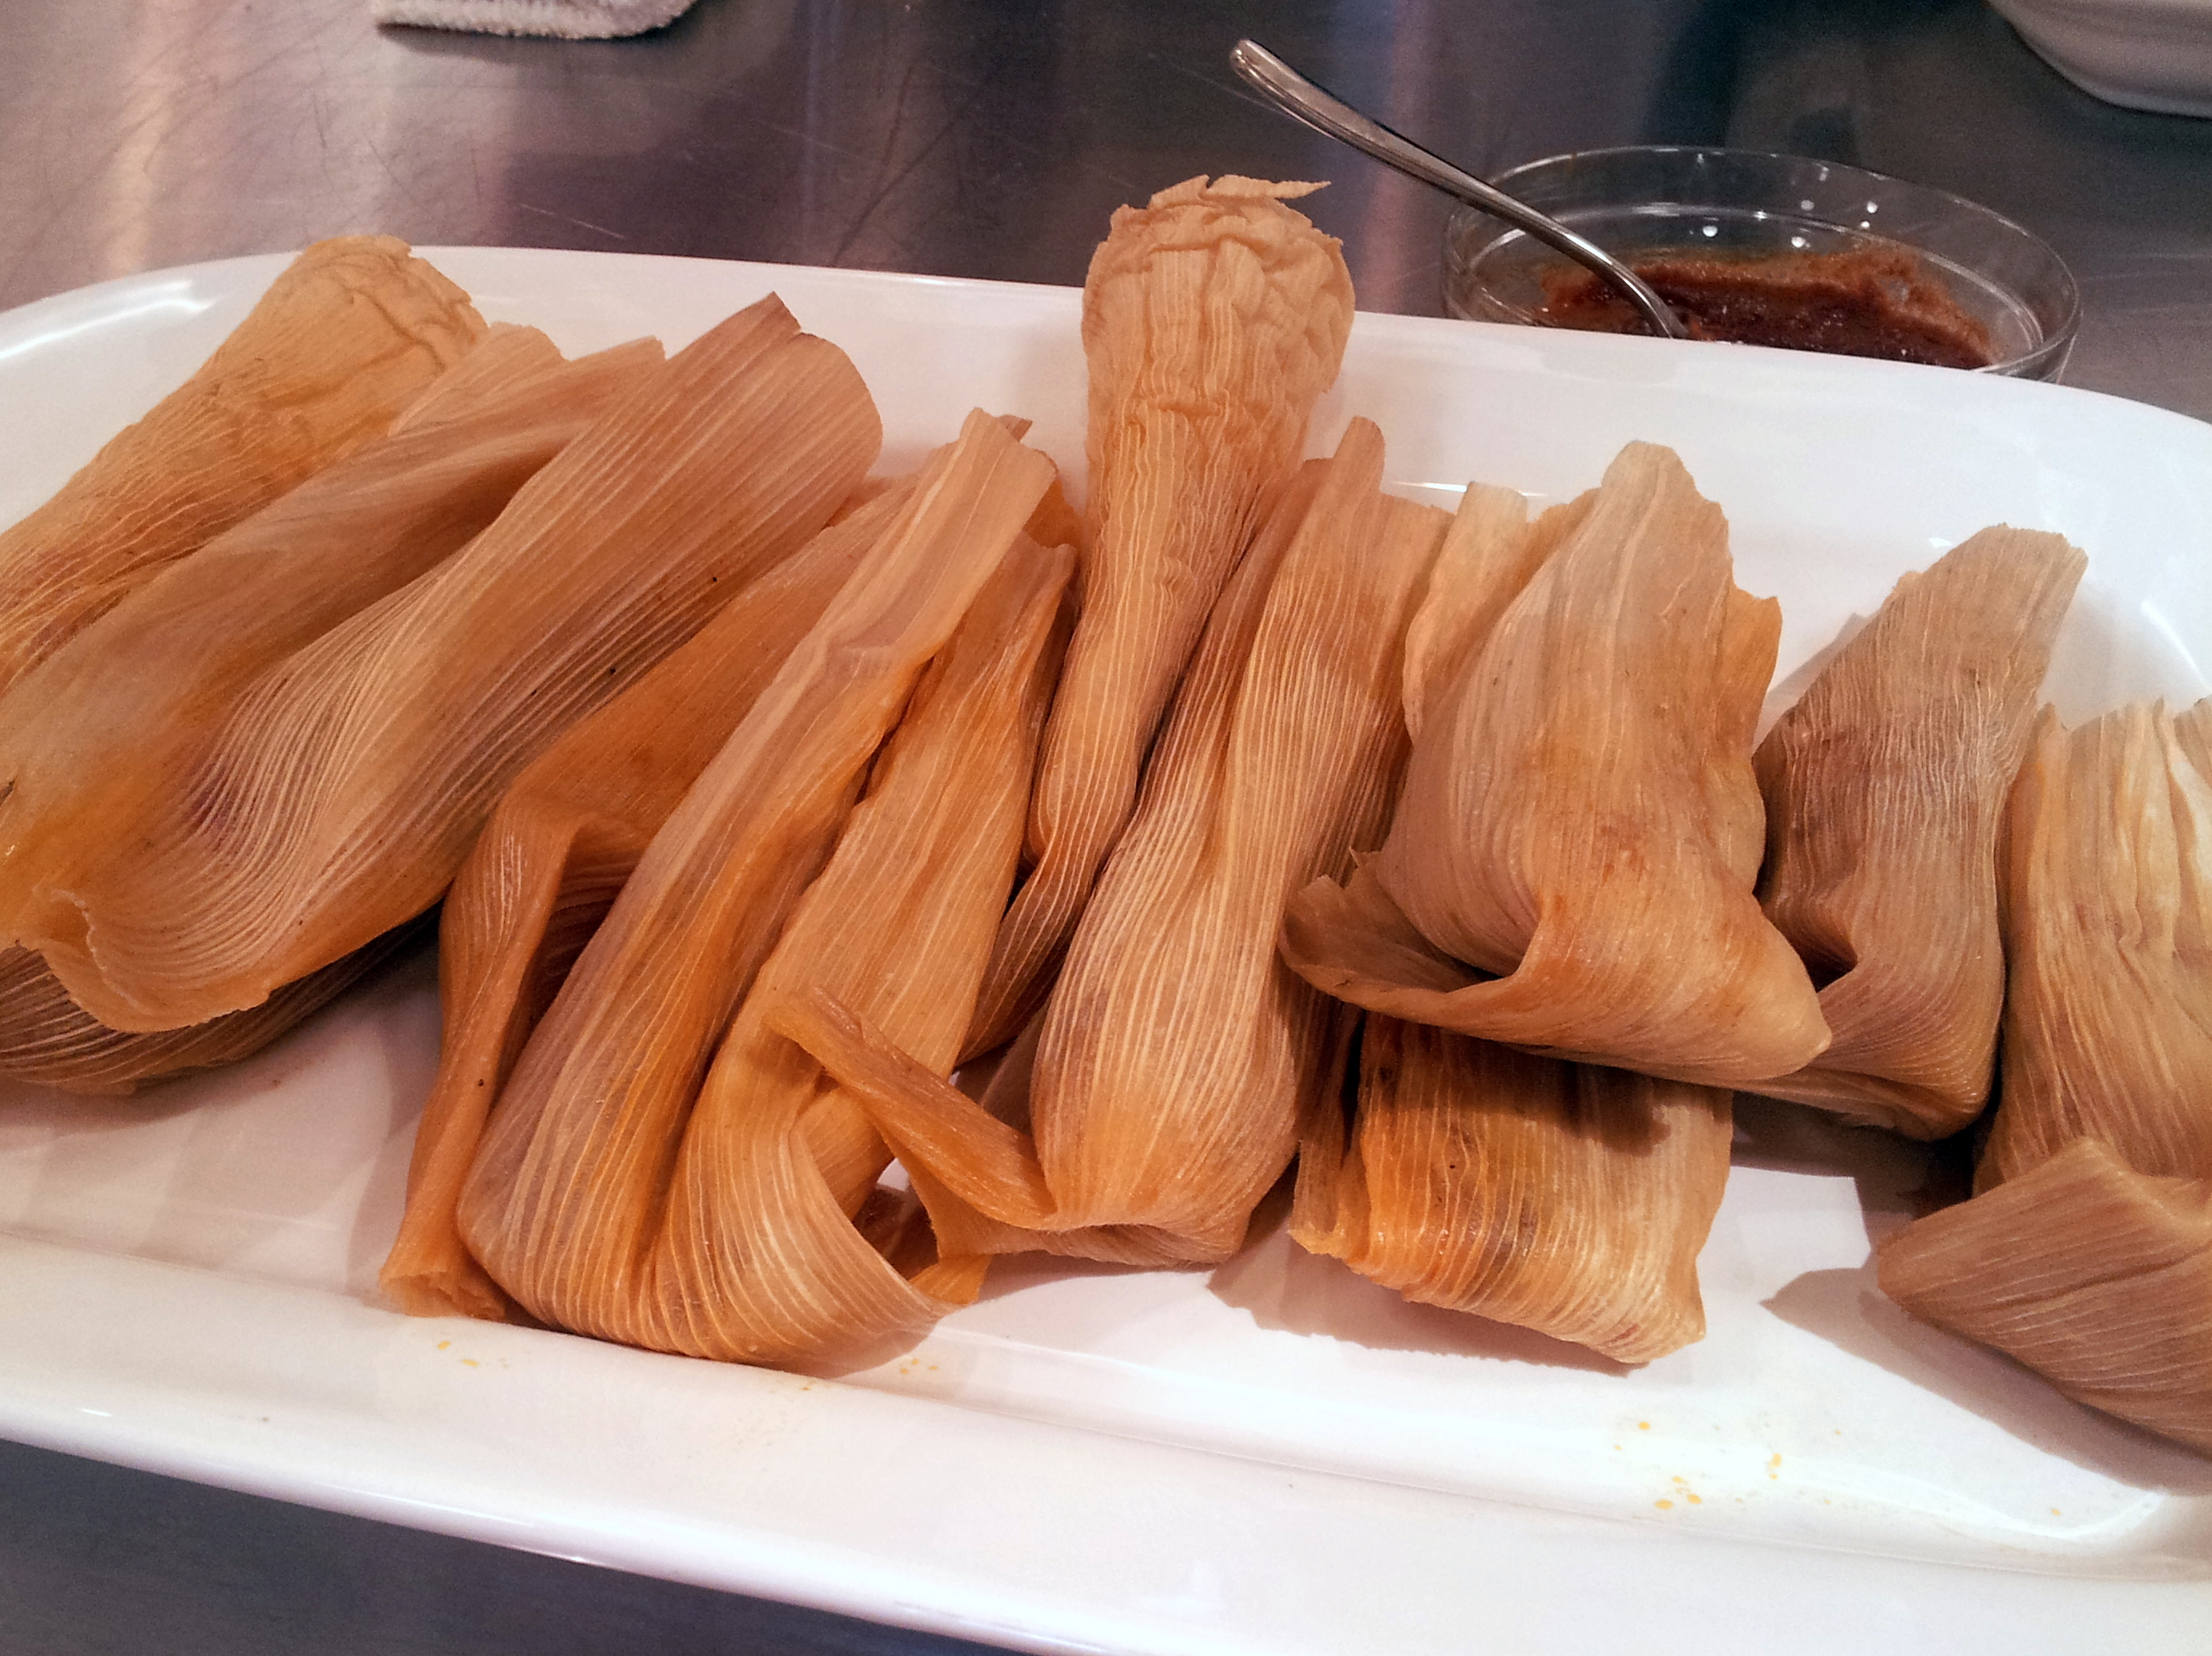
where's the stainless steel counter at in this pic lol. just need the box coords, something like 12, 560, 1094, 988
2, 2, 2208, 1652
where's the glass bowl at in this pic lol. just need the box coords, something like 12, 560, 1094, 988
1442, 146, 2079, 380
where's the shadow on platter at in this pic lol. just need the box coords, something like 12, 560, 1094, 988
1730, 1092, 1972, 1221
1765, 1260, 2212, 1508
0, 1068, 213, 1136
793, 1251, 1195, 1381
0, 939, 442, 1294
340, 943, 447, 1293
971, 1250, 1165, 1302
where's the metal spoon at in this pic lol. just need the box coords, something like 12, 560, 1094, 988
1229, 38, 1693, 341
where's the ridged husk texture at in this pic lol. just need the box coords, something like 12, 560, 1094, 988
1296, 1016, 1734, 1364
963, 175, 1354, 1056
458, 410, 1065, 1363
781, 418, 1449, 1266
0, 293, 879, 1032
0, 236, 483, 697
1281, 442, 1830, 1089
380, 476, 920, 1320
0, 328, 651, 1089
1751, 527, 2085, 1135
1879, 698, 2212, 1456
387, 324, 569, 434
0, 333, 653, 897
0, 917, 431, 1095
1880, 1139, 2212, 1453
1981, 698, 2212, 1188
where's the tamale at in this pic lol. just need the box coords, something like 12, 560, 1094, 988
963, 175, 1354, 1056
385, 428, 1079, 1320
781, 419, 1450, 1266
0, 294, 879, 1032
1880, 1139, 2212, 1454
1878, 699, 2212, 1456
1281, 442, 1830, 1089
0, 236, 483, 695
0, 918, 430, 1096
0, 334, 654, 1091
379, 476, 920, 1320
1980, 699, 2212, 1187
1296, 1016, 1733, 1365
457, 410, 1061, 1361
1751, 528, 2085, 1136
0, 334, 657, 884
649, 539, 1071, 1361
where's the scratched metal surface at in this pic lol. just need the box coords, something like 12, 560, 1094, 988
1, 2, 2210, 1654
2, 0, 2209, 414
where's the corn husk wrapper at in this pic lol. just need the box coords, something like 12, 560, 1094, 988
0, 332, 652, 872
0, 295, 879, 1032
0, 917, 431, 1096
1281, 442, 1830, 1089
0, 236, 483, 696
1751, 527, 2085, 1136
1297, 1015, 1733, 1364
1980, 699, 2212, 1187
653, 540, 1071, 1356
387, 323, 569, 434
458, 410, 1061, 1362
0, 330, 650, 1089
780, 419, 1450, 1266
1879, 1138, 2212, 1454
1878, 699, 2212, 1456
379, 477, 918, 1320
963, 175, 1354, 1056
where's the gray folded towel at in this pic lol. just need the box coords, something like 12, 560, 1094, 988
374, 0, 697, 39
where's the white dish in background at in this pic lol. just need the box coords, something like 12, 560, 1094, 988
2, 248, 2210, 1655
1990, 0, 2212, 117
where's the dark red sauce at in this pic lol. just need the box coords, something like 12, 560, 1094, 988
1539, 247, 1996, 369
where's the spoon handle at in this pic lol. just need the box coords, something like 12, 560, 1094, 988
1229, 39, 1693, 342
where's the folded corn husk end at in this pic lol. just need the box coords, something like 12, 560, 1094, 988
6, 293, 882, 1036
0, 236, 486, 699
1873, 693, 2212, 1457
1879, 1137, 2212, 1456
1019, 418, 1445, 1246
778, 987, 1238, 1270
0, 918, 430, 1097
1979, 696, 2212, 1191
640, 527, 1079, 1363
0, 335, 663, 979
1282, 442, 1828, 1092
1295, 1013, 1733, 1367
1752, 525, 2087, 1138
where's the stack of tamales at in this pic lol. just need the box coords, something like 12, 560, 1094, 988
0, 240, 880, 1087
4, 199, 2202, 1465
1880, 701, 2212, 1452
